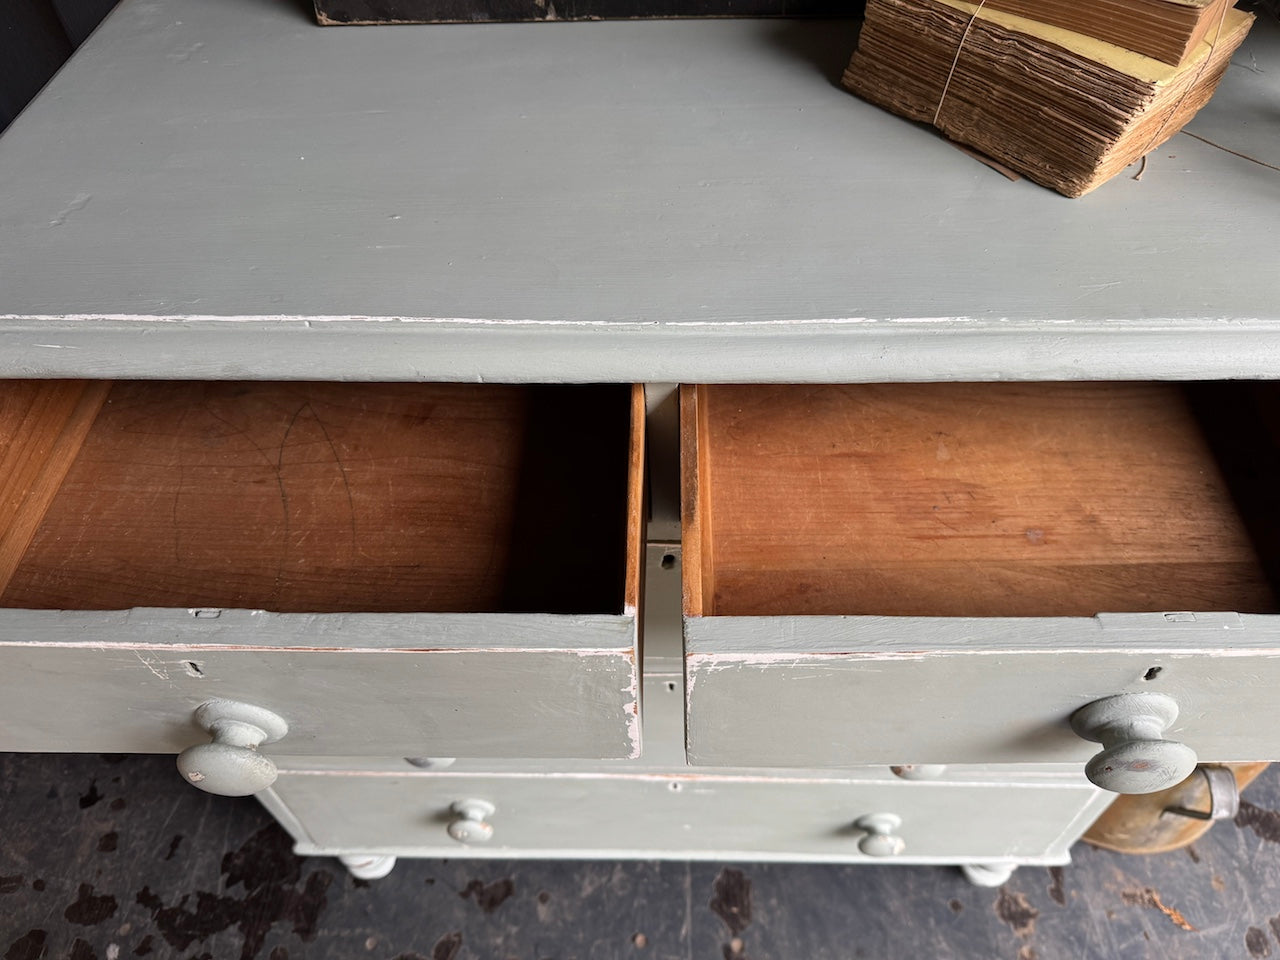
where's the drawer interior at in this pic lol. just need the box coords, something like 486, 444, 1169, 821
683, 382, 1280, 618
0, 381, 639, 614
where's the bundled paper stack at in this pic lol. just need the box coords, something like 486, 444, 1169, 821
842, 0, 1254, 196
977, 0, 1239, 65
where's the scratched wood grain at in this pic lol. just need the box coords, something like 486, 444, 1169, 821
1, 381, 632, 614
0, 380, 110, 595
685, 382, 1275, 618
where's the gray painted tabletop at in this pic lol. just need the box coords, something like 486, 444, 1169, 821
0, 0, 1276, 382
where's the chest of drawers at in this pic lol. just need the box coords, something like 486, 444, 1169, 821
0, 0, 1276, 883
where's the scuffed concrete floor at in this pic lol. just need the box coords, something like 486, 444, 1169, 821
3, 753, 1280, 960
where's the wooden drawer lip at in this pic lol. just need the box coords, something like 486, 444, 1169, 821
263, 771, 1107, 863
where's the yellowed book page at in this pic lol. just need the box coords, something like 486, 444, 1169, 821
931, 0, 1251, 83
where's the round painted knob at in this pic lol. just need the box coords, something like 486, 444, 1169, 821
854, 813, 905, 857
1070, 693, 1198, 795
175, 699, 288, 797
447, 799, 496, 844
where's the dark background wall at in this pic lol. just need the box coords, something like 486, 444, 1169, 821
1, 0, 118, 133
0, 0, 862, 132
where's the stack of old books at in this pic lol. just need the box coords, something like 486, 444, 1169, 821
842, 0, 1254, 196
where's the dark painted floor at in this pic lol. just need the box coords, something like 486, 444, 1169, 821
3, 755, 1280, 959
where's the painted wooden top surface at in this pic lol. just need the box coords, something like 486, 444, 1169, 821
0, 0, 1276, 381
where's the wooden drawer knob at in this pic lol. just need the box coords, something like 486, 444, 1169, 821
1070, 693, 1197, 795
854, 813, 905, 857
447, 799, 496, 844
175, 699, 288, 797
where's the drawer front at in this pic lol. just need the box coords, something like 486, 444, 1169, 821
264, 771, 1107, 864
0, 608, 637, 758
681, 383, 1280, 785
685, 613, 1280, 770
0, 381, 645, 761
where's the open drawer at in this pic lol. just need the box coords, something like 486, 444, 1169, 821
683, 382, 1280, 793
0, 381, 644, 775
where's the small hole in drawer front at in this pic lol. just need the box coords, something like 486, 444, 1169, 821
686, 382, 1280, 618
0, 382, 634, 615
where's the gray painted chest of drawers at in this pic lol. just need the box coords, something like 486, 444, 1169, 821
0, 0, 1277, 884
